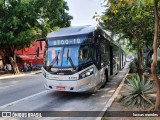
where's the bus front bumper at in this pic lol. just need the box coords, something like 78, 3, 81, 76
43, 75, 99, 92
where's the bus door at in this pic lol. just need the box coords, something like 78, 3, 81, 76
99, 43, 106, 83
110, 46, 113, 76
94, 44, 101, 83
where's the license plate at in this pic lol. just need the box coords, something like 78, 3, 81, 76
56, 86, 65, 90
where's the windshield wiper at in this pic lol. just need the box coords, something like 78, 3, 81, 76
49, 51, 60, 66
67, 48, 76, 70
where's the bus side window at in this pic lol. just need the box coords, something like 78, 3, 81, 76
95, 45, 101, 66
100, 44, 105, 54
100, 33, 110, 63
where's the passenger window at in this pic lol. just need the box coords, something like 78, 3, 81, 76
100, 44, 105, 54
78, 45, 93, 64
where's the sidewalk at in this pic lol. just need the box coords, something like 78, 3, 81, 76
96, 62, 130, 120
0, 70, 42, 80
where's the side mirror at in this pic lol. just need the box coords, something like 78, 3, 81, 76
36, 47, 39, 57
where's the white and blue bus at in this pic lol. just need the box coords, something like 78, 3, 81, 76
37, 25, 126, 92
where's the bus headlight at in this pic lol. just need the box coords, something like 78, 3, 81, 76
79, 68, 94, 79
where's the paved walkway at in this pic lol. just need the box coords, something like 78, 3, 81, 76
96, 62, 130, 120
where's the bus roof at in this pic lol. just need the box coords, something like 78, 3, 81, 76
47, 25, 98, 38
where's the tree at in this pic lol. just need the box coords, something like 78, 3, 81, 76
100, 0, 155, 80
0, 0, 39, 74
33, 0, 73, 37
0, 0, 72, 74
100, 0, 160, 109
152, 0, 160, 110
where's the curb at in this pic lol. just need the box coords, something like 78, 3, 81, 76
96, 66, 130, 120
0, 71, 42, 80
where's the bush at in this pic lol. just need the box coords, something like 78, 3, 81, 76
123, 74, 155, 107
129, 58, 138, 73
145, 59, 152, 68
144, 58, 160, 73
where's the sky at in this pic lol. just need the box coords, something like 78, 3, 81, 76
65, 0, 105, 26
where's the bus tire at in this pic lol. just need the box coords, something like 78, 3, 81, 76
101, 69, 108, 88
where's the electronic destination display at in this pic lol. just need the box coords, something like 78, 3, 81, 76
48, 36, 92, 46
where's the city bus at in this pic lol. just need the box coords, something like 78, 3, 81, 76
38, 25, 126, 92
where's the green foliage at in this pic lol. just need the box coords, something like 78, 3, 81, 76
146, 59, 160, 74
0, 0, 39, 52
100, 0, 159, 79
123, 74, 155, 107
129, 58, 138, 73
0, 0, 73, 73
145, 59, 152, 68
33, 0, 73, 37
100, 0, 158, 50
0, 0, 72, 54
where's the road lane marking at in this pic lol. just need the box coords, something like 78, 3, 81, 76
0, 79, 42, 90
0, 71, 42, 80
0, 90, 51, 109
0, 74, 27, 80
0, 85, 17, 90
0, 81, 21, 88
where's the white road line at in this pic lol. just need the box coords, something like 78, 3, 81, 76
0, 90, 51, 109
0, 74, 26, 80
0, 71, 42, 80
0, 79, 22, 89
0, 79, 39, 90
0, 85, 17, 90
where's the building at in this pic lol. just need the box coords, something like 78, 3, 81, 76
16, 41, 45, 70
0, 41, 45, 71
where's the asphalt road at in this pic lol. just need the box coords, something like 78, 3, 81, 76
0, 63, 129, 120
0, 74, 45, 106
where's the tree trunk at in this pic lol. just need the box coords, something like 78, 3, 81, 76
9, 52, 20, 74
152, 0, 160, 110
137, 39, 143, 80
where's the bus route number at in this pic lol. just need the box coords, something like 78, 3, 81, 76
69, 77, 77, 80
53, 39, 81, 45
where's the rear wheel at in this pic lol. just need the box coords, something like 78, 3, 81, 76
101, 70, 108, 88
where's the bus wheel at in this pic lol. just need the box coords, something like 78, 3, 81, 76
101, 70, 108, 88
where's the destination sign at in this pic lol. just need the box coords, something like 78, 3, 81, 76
48, 38, 83, 46
48, 37, 92, 46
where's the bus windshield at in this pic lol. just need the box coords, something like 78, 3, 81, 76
44, 45, 93, 68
